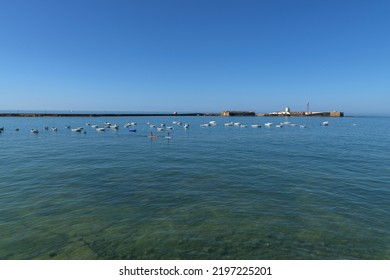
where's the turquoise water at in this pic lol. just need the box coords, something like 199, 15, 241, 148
1, 116, 390, 259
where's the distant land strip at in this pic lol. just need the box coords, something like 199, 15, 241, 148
0, 110, 344, 117
0, 112, 215, 117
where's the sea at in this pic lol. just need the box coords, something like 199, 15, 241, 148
0, 115, 389, 260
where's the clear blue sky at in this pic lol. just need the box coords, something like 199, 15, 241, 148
1, 0, 389, 115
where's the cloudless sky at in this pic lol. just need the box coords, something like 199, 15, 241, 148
1, 0, 389, 114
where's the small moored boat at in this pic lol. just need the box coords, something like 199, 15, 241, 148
110, 124, 119, 129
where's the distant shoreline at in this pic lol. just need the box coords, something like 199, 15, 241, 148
0, 112, 213, 117
0, 111, 347, 117
0, 112, 349, 118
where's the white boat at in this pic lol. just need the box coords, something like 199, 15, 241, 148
209, 121, 217, 126
300, 125, 306, 128
166, 126, 174, 130
183, 124, 190, 129
321, 121, 329, 126
96, 128, 105, 132
52, 127, 58, 132
71, 127, 83, 132
233, 122, 241, 126
125, 122, 137, 127
275, 124, 283, 128
224, 122, 233, 126
200, 123, 210, 127
157, 127, 164, 132
110, 124, 119, 129
31, 129, 39, 134
91, 125, 99, 128
251, 124, 261, 128
265, 123, 272, 127
240, 124, 248, 128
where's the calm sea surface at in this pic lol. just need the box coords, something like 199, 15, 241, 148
1, 116, 389, 259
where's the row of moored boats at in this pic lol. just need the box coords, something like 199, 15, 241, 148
199, 121, 310, 128
0, 120, 190, 135
0, 120, 332, 135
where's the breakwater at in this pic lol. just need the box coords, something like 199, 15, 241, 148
261, 111, 344, 117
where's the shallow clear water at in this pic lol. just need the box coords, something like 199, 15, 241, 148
1, 116, 389, 259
